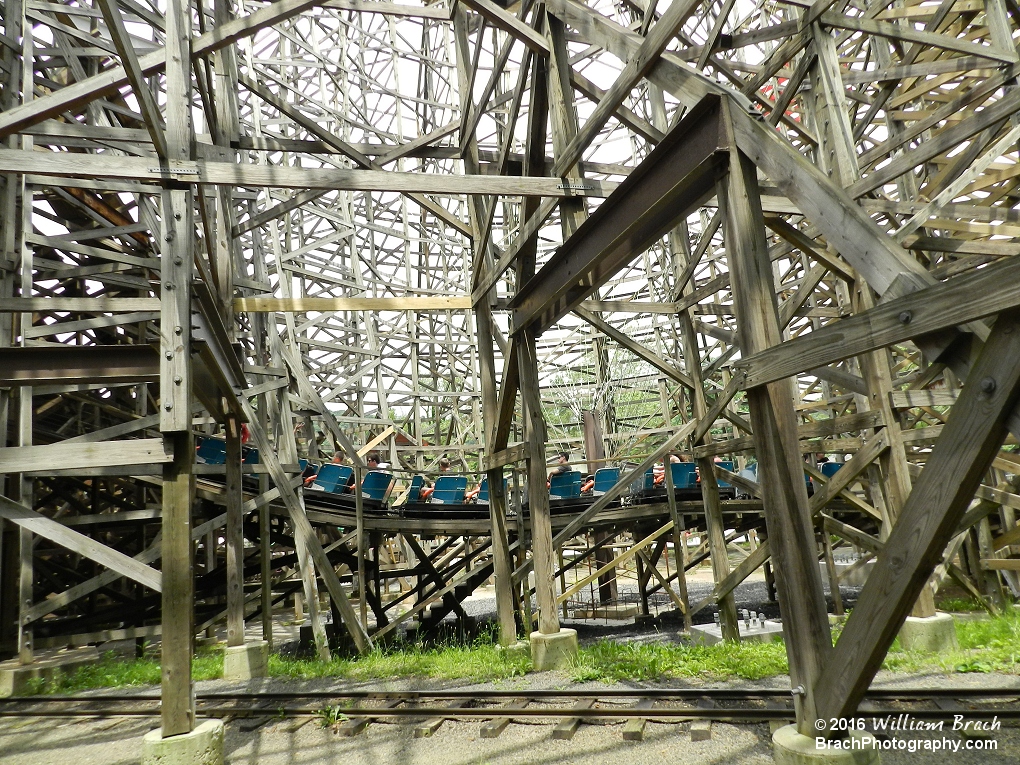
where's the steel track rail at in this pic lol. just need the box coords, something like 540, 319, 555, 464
1, 688, 1017, 722
4, 686, 1018, 703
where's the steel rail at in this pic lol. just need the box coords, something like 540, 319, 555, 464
1, 688, 1017, 722
5, 686, 1017, 703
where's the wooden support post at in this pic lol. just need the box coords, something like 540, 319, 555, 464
258, 414, 273, 648
486, 464, 517, 644
582, 410, 617, 604
559, 547, 569, 620
671, 215, 738, 639
821, 533, 844, 617
16, 523, 31, 665
724, 141, 832, 735
355, 465, 367, 630
225, 418, 244, 647
158, 0, 195, 727
161, 432, 194, 737
854, 282, 936, 618
659, 381, 692, 629
513, 469, 532, 632
977, 517, 1007, 612
0, 0, 20, 662
454, 1, 517, 645
520, 334, 559, 635
816, 307, 1020, 724
635, 541, 650, 617
11, 9, 33, 665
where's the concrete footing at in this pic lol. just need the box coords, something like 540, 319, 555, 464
571, 604, 637, 620
0, 646, 99, 697
496, 640, 531, 659
223, 640, 269, 681
529, 628, 578, 671
898, 612, 958, 652
141, 720, 224, 765
690, 619, 784, 646
773, 724, 879, 765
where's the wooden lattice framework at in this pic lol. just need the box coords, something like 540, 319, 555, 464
1, 0, 1020, 741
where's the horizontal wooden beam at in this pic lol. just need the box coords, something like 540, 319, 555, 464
890, 390, 958, 408
0, 151, 617, 197
0, 438, 172, 473
484, 442, 529, 471
734, 252, 1020, 388
0, 298, 161, 312
0, 345, 159, 386
0, 495, 162, 591
234, 296, 472, 312
980, 558, 1020, 571
993, 524, 1020, 550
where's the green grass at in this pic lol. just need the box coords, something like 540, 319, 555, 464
936, 596, 987, 612
29, 648, 223, 695
568, 639, 790, 683
268, 637, 531, 683
21, 607, 1020, 694
570, 607, 1020, 683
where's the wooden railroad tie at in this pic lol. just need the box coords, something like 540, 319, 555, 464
414, 698, 472, 738
690, 698, 714, 741
479, 698, 530, 738
622, 698, 656, 741
336, 699, 402, 737
552, 699, 595, 740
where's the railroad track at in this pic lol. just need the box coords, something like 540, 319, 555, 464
2, 687, 1017, 741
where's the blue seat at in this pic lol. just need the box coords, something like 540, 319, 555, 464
311, 464, 354, 493
642, 468, 656, 491
550, 470, 582, 499
592, 467, 619, 496
242, 447, 260, 464
716, 460, 735, 487
821, 462, 844, 478
405, 475, 424, 503
432, 475, 468, 505
299, 459, 309, 471
196, 438, 227, 465
670, 462, 698, 489
361, 471, 395, 502
476, 477, 508, 504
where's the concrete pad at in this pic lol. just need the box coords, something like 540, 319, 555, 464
690, 619, 784, 646
529, 628, 578, 671
898, 612, 958, 652
773, 724, 879, 765
141, 720, 224, 765
0, 646, 99, 697
223, 640, 269, 681
571, 604, 638, 619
